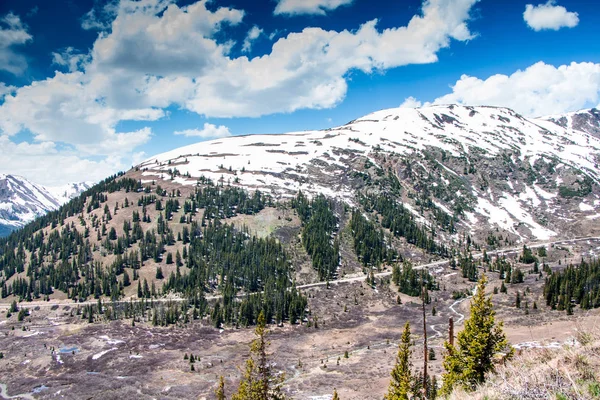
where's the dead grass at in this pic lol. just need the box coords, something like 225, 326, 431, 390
448, 327, 600, 400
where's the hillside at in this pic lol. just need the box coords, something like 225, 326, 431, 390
2, 105, 600, 304
141, 105, 600, 241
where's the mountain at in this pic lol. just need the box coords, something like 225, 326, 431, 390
543, 108, 600, 139
2, 105, 600, 399
140, 105, 600, 242
46, 182, 93, 205
0, 175, 90, 237
2, 104, 600, 302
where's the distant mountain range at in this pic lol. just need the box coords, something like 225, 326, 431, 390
0, 175, 91, 237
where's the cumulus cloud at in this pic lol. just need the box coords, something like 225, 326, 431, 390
0, 12, 33, 75
401, 61, 600, 117
524, 1, 579, 31
242, 26, 263, 52
274, 0, 353, 16
0, 0, 480, 184
184, 0, 480, 117
399, 96, 423, 109
0, 136, 141, 186
0, 71, 160, 153
0, 82, 15, 99
3, 0, 480, 122
51, 47, 89, 72
81, 0, 119, 30
174, 123, 231, 138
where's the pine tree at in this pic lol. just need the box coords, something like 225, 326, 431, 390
332, 388, 340, 400
385, 322, 413, 400
232, 311, 287, 400
440, 275, 513, 394
216, 376, 226, 400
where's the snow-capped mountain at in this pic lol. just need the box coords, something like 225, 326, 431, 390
46, 182, 93, 205
0, 175, 90, 237
543, 108, 600, 139
139, 105, 600, 242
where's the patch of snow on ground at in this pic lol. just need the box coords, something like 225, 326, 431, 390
579, 202, 594, 211
534, 185, 556, 200
498, 193, 556, 240
92, 348, 117, 360
475, 197, 515, 233
518, 186, 541, 207
99, 335, 124, 345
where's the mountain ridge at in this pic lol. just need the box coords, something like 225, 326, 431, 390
0, 174, 91, 236
138, 104, 600, 242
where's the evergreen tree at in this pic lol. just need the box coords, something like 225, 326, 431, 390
385, 322, 413, 400
232, 311, 287, 400
332, 389, 340, 400
440, 275, 513, 394
216, 376, 226, 400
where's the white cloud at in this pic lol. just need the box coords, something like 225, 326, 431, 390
242, 26, 263, 52
0, 12, 33, 75
184, 0, 480, 117
0, 71, 160, 154
274, 0, 353, 16
399, 96, 423, 109
523, 1, 579, 31
51, 47, 89, 72
0, 136, 140, 186
0, 0, 480, 184
0, 82, 15, 99
5, 0, 479, 120
403, 61, 600, 117
174, 123, 231, 138
81, 0, 119, 30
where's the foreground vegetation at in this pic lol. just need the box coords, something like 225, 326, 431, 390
447, 329, 600, 400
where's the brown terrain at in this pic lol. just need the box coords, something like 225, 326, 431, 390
1, 235, 599, 399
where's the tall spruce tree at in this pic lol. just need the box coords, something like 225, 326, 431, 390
440, 274, 513, 394
385, 322, 413, 400
232, 311, 287, 400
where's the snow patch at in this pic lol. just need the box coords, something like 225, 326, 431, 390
92, 348, 117, 360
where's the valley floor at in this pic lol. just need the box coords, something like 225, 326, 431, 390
1, 238, 600, 399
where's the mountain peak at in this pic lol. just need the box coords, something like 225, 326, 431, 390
0, 175, 91, 237
541, 108, 600, 138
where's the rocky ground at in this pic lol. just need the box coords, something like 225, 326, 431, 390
1, 238, 599, 399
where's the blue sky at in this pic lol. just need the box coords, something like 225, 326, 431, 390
0, 0, 599, 185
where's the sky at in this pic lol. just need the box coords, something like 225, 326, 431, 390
0, 0, 599, 186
